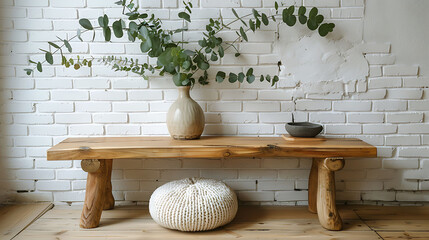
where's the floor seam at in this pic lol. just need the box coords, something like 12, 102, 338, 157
353, 208, 385, 240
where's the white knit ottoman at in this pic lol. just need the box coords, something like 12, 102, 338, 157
149, 178, 238, 232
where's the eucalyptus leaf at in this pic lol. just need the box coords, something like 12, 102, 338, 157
218, 45, 224, 57
284, 14, 296, 26
63, 40, 72, 53
238, 72, 245, 83
315, 14, 324, 24
45, 52, 53, 64
24, 69, 33, 76
249, 19, 255, 31
240, 27, 248, 41
216, 71, 226, 82
103, 27, 112, 41
299, 15, 307, 24
98, 16, 105, 27
48, 42, 60, 49
37, 62, 42, 72
309, 7, 318, 18
298, 6, 306, 15
103, 14, 109, 27
307, 18, 318, 30
113, 20, 124, 38
79, 19, 93, 30
261, 13, 269, 26
178, 12, 191, 22
140, 38, 152, 52
229, 72, 237, 83
246, 74, 255, 83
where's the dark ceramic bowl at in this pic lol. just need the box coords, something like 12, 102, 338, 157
285, 122, 323, 138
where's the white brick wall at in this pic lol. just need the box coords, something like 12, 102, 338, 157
0, 0, 428, 205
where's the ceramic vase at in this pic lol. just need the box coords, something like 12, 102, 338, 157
166, 86, 205, 140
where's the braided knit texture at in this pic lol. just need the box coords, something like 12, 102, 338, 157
149, 178, 238, 232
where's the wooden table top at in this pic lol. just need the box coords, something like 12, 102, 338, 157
47, 136, 377, 160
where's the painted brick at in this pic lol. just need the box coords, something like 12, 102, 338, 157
352, 89, 386, 100
398, 147, 429, 158
261, 158, 300, 169
373, 100, 407, 112
220, 90, 257, 100
113, 102, 149, 112
93, 113, 128, 123
383, 65, 419, 76
160, 170, 200, 180
258, 180, 294, 191
304, 0, 339, 7
275, 190, 308, 201
310, 112, 345, 123
348, 113, 384, 123
221, 113, 258, 123
363, 124, 397, 134
333, 101, 371, 112
238, 124, 273, 135
16, 170, 54, 180
37, 180, 70, 191
361, 42, 390, 53
201, 0, 240, 8
403, 77, 429, 88
37, 102, 74, 113
70, 124, 104, 135
398, 124, 429, 134
386, 113, 423, 123
362, 191, 395, 201
29, 125, 67, 136
408, 100, 429, 111
296, 100, 331, 111
224, 158, 260, 169
383, 159, 419, 169
385, 136, 420, 146
387, 89, 423, 100
325, 124, 361, 134
346, 181, 383, 191
15, 136, 51, 147
75, 102, 111, 112
238, 191, 274, 201
55, 113, 91, 124
51, 91, 88, 101
105, 125, 141, 135
368, 77, 402, 89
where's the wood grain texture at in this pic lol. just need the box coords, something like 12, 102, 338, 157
80, 160, 109, 229
317, 158, 344, 231
103, 159, 115, 210
308, 158, 318, 214
15, 205, 381, 240
47, 136, 377, 160
0, 203, 53, 240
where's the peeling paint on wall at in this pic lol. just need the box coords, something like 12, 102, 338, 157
274, 30, 369, 95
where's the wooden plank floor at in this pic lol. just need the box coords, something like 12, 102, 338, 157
0, 203, 53, 240
11, 205, 429, 240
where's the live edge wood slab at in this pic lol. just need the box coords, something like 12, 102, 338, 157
47, 136, 376, 231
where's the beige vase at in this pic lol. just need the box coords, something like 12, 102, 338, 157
166, 86, 205, 140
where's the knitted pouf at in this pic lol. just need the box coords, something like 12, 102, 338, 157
149, 177, 238, 232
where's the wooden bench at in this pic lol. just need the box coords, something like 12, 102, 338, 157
47, 136, 376, 231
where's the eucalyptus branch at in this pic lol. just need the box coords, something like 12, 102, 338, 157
26, 0, 335, 87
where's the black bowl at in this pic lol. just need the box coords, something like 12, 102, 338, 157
285, 122, 323, 138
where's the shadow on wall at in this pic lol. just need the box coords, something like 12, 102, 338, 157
0, 5, 14, 202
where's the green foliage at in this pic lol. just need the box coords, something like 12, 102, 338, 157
27, 0, 335, 88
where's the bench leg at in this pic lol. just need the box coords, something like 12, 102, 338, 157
316, 157, 345, 231
80, 159, 112, 228
308, 158, 319, 213
103, 159, 115, 210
